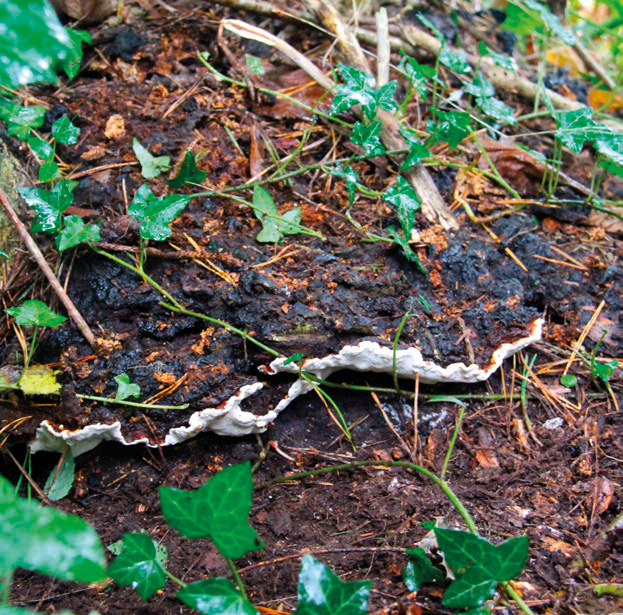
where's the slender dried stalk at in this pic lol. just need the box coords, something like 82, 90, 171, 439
0, 186, 96, 347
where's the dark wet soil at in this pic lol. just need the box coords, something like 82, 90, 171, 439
1, 0, 622, 613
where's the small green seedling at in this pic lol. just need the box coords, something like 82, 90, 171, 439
251, 185, 302, 243
166, 151, 208, 188
4, 300, 67, 373
114, 373, 141, 401
0, 474, 106, 609
133, 138, 172, 179
560, 373, 577, 388
403, 525, 529, 609
245, 54, 265, 75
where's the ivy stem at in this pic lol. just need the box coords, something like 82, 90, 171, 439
75, 393, 188, 410
163, 567, 187, 588
226, 558, 248, 600
0, 568, 12, 605
440, 403, 466, 481
23, 324, 38, 375
257, 460, 478, 534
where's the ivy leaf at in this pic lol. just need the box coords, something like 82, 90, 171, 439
19, 178, 76, 234
166, 151, 208, 189
0, 0, 75, 88
159, 462, 264, 560
63, 28, 92, 81
114, 373, 141, 401
554, 108, 598, 153
416, 12, 444, 40
478, 42, 517, 74
132, 138, 171, 179
428, 109, 471, 148
251, 186, 302, 242
439, 45, 472, 75
107, 533, 167, 600
128, 185, 192, 240
0, 475, 106, 581
400, 135, 430, 170
403, 547, 446, 591
504, 0, 575, 45
329, 164, 358, 206
350, 121, 385, 157
477, 97, 516, 125
383, 176, 420, 237
52, 116, 80, 145
4, 105, 46, 140
442, 567, 497, 608
375, 80, 398, 113
108, 529, 168, 568
44, 449, 75, 502
5, 300, 67, 327
27, 136, 54, 161
294, 555, 370, 615
38, 160, 61, 183
55, 215, 101, 251
245, 54, 265, 75
435, 529, 529, 583
177, 578, 258, 615
465, 70, 495, 99
400, 55, 440, 98
330, 64, 378, 121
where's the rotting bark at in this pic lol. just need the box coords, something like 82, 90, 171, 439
304, 0, 459, 230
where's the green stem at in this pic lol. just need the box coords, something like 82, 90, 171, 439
440, 404, 466, 481
226, 558, 248, 600
163, 567, 187, 588
258, 460, 478, 534
75, 393, 188, 410
23, 324, 38, 374
0, 568, 12, 605
392, 311, 411, 392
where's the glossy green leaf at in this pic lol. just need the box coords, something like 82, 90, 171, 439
133, 138, 171, 179
294, 554, 370, 615
0, 250, 9, 260
177, 578, 258, 615
554, 108, 598, 153
593, 360, 617, 383
55, 215, 101, 251
400, 55, 439, 98
44, 449, 75, 501
128, 184, 191, 240
0, 475, 106, 581
416, 13, 444, 40
52, 116, 80, 145
428, 109, 471, 148
383, 176, 420, 237
330, 64, 378, 120
166, 150, 208, 188
505, 0, 575, 45
403, 547, 445, 591
439, 45, 472, 75
4, 105, 46, 140
284, 352, 304, 366
63, 28, 92, 81
114, 373, 141, 401
5, 300, 67, 327
19, 178, 76, 234
375, 81, 398, 113
350, 121, 385, 157
465, 70, 495, 99
400, 134, 430, 170
0, 0, 74, 88
442, 567, 497, 608
329, 164, 358, 206
245, 54, 265, 75
38, 160, 61, 182
107, 533, 166, 600
435, 529, 529, 583
478, 97, 516, 125
27, 136, 54, 161
159, 461, 264, 559
478, 42, 516, 73
108, 530, 167, 568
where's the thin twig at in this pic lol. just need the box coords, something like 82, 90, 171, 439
0, 186, 96, 347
